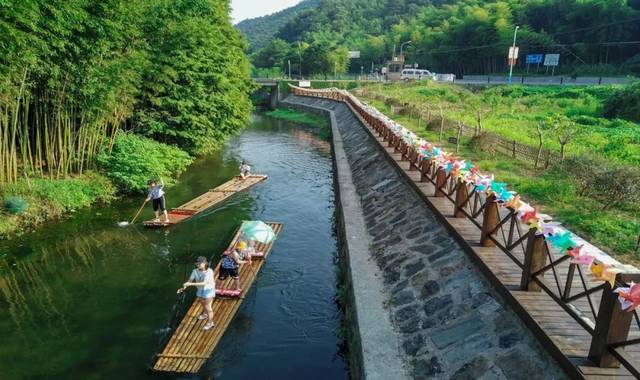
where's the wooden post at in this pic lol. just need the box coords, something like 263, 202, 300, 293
456, 121, 463, 153
439, 106, 445, 141
512, 140, 517, 158
420, 159, 430, 182
589, 273, 640, 368
480, 194, 499, 247
544, 150, 551, 169
520, 231, 547, 291
454, 179, 469, 218
435, 167, 446, 197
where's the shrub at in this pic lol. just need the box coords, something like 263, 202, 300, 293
426, 117, 456, 132
30, 172, 115, 209
0, 173, 116, 238
603, 82, 640, 122
468, 132, 497, 155
3, 196, 28, 214
588, 165, 640, 210
558, 156, 603, 196
97, 132, 193, 193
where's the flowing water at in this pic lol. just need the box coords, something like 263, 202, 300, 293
0, 113, 347, 380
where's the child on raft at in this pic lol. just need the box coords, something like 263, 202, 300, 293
218, 247, 247, 291
146, 177, 170, 223
236, 239, 254, 265
178, 256, 216, 330
239, 160, 251, 180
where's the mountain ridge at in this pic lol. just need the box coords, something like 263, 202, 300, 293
235, 0, 320, 52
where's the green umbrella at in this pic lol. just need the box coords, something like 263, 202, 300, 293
240, 221, 276, 244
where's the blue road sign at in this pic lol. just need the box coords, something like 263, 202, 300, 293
526, 54, 543, 64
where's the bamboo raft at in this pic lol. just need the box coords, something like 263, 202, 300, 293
143, 175, 267, 228
151, 221, 283, 374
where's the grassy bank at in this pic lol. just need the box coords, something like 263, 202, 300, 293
360, 82, 640, 166
0, 132, 194, 239
0, 173, 116, 238
266, 107, 328, 128
363, 97, 640, 263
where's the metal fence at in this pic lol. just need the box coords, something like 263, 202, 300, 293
457, 75, 631, 86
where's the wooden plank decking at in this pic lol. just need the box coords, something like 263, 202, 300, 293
151, 222, 283, 374
349, 104, 640, 379
144, 175, 267, 228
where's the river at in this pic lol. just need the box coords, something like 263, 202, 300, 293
0, 113, 348, 379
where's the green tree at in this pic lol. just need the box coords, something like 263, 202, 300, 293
252, 38, 291, 71
135, 0, 254, 154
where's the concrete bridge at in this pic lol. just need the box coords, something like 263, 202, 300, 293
253, 78, 280, 110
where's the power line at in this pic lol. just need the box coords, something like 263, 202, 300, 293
544, 17, 640, 38
418, 40, 640, 56
413, 18, 640, 55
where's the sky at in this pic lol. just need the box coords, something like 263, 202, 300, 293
231, 0, 302, 23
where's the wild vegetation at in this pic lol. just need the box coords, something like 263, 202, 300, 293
0, 0, 252, 236
245, 0, 640, 77
0, 173, 115, 238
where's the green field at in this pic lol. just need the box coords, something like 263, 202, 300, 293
359, 95, 640, 264
361, 82, 640, 166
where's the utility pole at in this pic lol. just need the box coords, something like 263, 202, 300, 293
298, 41, 302, 79
508, 25, 520, 84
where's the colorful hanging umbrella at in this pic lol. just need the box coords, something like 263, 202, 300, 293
240, 221, 275, 244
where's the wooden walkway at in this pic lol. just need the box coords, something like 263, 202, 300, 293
151, 222, 283, 374
348, 104, 640, 379
144, 175, 267, 228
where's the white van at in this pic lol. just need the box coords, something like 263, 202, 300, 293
401, 69, 434, 81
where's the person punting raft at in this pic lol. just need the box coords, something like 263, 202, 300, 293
152, 221, 282, 374
147, 177, 170, 224
177, 256, 216, 330
142, 170, 267, 228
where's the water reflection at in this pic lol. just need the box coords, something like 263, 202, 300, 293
0, 113, 347, 380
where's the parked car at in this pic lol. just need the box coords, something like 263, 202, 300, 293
400, 69, 434, 81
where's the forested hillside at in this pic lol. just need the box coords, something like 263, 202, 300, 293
236, 0, 320, 52
0, 0, 252, 235
250, 0, 640, 76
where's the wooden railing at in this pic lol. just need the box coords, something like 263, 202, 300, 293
290, 85, 640, 376
354, 88, 561, 168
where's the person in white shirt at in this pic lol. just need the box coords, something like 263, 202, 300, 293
177, 256, 216, 330
146, 177, 170, 223
239, 160, 251, 180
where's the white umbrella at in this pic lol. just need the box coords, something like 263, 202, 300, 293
240, 221, 275, 244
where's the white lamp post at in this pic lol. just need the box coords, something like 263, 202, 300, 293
508, 26, 520, 84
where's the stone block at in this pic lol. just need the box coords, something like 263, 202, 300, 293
431, 318, 486, 349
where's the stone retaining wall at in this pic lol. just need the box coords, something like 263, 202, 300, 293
282, 95, 565, 380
